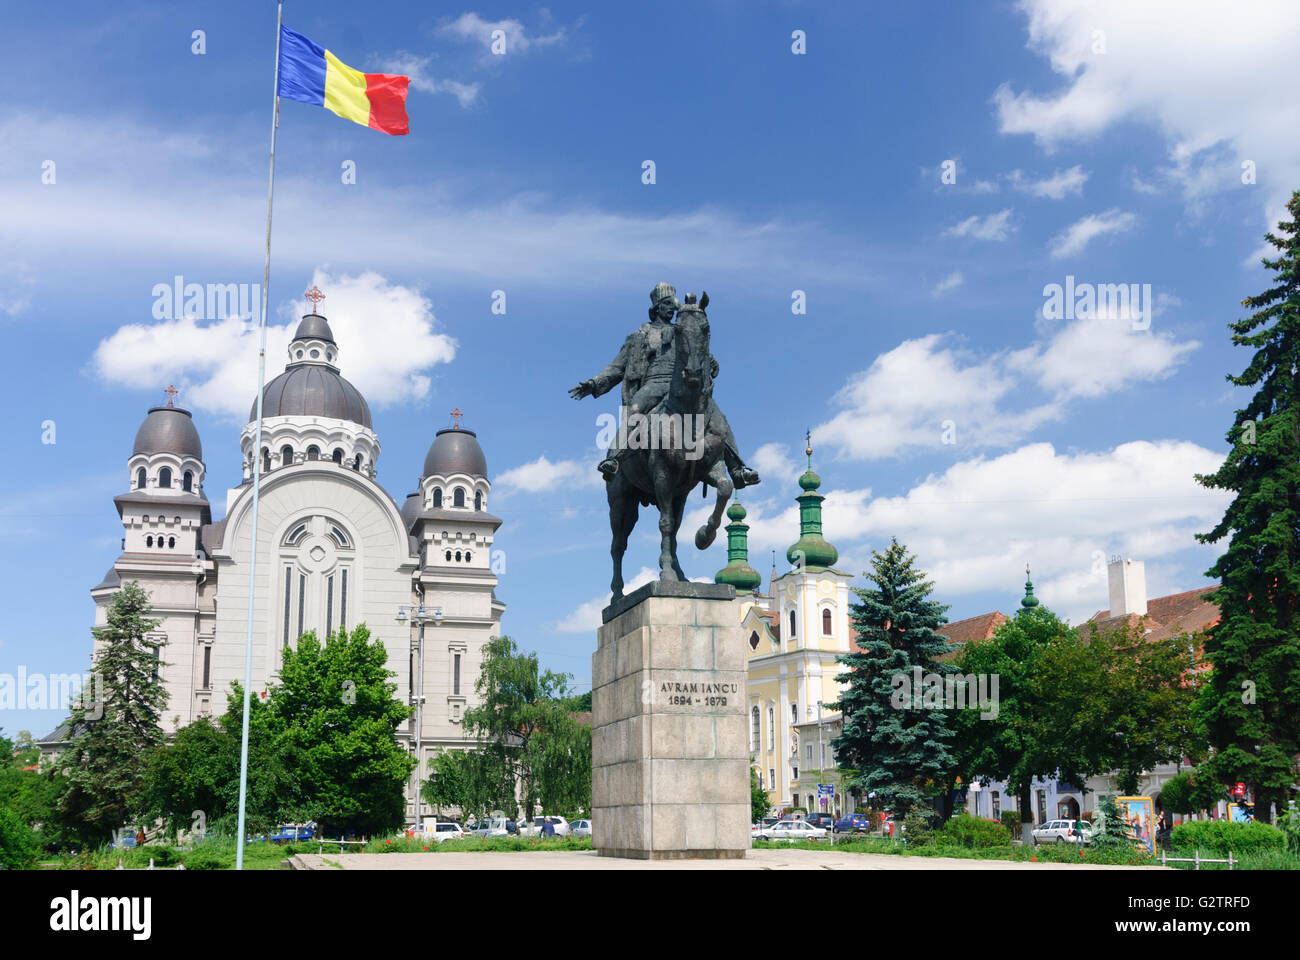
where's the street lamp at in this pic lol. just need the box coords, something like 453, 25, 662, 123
397, 600, 443, 833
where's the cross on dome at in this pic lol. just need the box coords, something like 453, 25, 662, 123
450, 407, 465, 429
303, 285, 326, 313
164, 384, 179, 408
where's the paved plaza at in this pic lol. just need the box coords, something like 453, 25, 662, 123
288, 849, 1162, 871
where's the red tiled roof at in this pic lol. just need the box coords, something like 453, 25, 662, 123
937, 611, 1009, 645
1088, 586, 1219, 641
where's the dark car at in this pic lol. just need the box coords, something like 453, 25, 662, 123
807, 813, 836, 830
834, 813, 870, 834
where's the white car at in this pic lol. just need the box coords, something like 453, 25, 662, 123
423, 822, 466, 843
570, 819, 592, 838
1031, 819, 1092, 846
519, 815, 571, 837
466, 817, 511, 838
755, 820, 829, 843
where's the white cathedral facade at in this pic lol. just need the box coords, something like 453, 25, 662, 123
86, 310, 504, 824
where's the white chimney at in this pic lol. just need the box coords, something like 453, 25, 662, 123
1107, 557, 1147, 617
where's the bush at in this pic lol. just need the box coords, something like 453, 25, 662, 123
903, 810, 933, 847
178, 846, 231, 870
999, 810, 1022, 837
1170, 820, 1284, 856
0, 807, 40, 869
941, 813, 1011, 849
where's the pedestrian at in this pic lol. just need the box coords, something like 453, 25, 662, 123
541, 818, 555, 840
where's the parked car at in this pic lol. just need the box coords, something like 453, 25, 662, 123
519, 815, 571, 837
424, 821, 466, 843
1031, 819, 1093, 846
755, 820, 828, 843
466, 817, 512, 838
834, 813, 870, 834
570, 819, 593, 838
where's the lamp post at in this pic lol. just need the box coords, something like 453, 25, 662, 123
397, 599, 442, 832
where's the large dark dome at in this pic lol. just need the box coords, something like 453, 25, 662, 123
251, 365, 372, 427
133, 406, 202, 459
423, 428, 487, 478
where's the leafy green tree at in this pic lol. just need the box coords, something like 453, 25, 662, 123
950, 605, 1072, 841
53, 581, 167, 845
829, 538, 956, 817
750, 766, 769, 822
1194, 190, 1300, 820
1037, 620, 1200, 794
462, 636, 590, 822
266, 625, 414, 837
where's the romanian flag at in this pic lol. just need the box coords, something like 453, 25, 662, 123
276, 26, 410, 135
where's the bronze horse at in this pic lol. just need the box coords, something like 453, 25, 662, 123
606, 293, 735, 598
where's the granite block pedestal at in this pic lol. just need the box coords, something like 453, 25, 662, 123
591, 581, 749, 859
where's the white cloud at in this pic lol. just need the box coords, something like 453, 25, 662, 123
815, 334, 1060, 460
931, 271, 964, 297
1048, 208, 1136, 258
554, 566, 657, 633
943, 209, 1015, 241
90, 270, 455, 419
495, 455, 599, 495
382, 52, 479, 107
1006, 165, 1088, 199
1011, 313, 1199, 399
995, 0, 1300, 220
440, 12, 570, 56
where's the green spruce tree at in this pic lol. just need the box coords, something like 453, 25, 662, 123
1194, 190, 1300, 821
55, 581, 168, 845
830, 538, 955, 818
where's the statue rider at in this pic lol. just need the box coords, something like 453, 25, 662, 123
568, 282, 760, 489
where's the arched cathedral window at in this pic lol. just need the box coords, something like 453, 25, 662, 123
332, 449, 343, 465
159, 467, 172, 489
183, 470, 194, 492
822, 608, 833, 635
474, 491, 482, 511
281, 445, 294, 467
789, 609, 796, 639
433, 489, 442, 508
306, 446, 319, 461
136, 467, 147, 490
453, 488, 465, 508
278, 515, 355, 654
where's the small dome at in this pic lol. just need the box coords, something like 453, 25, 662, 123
726, 501, 747, 521
423, 427, 487, 479
798, 469, 822, 491
133, 406, 202, 459
252, 365, 372, 427
400, 492, 421, 530
294, 313, 335, 345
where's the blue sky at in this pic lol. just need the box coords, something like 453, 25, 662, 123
3, 0, 1296, 735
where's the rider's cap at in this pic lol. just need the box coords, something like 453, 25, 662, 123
650, 282, 678, 306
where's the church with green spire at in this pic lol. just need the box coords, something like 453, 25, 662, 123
715, 430, 856, 816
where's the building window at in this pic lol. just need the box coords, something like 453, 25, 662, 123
791, 703, 798, 724
202, 645, 211, 689
767, 706, 774, 745
283, 567, 292, 644
433, 488, 443, 508
474, 491, 482, 511
353, 454, 362, 471
445, 550, 451, 562
748, 631, 759, 650
792, 767, 799, 782
455, 551, 462, 562
806, 744, 813, 761
281, 445, 293, 467
751, 706, 760, 753
339, 569, 347, 632
465, 551, 472, 563
992, 791, 1001, 819
183, 470, 194, 492
1037, 790, 1047, 825
149, 645, 160, 682
307, 446, 319, 461
769, 768, 776, 789
159, 467, 172, 488
332, 448, 343, 465
453, 488, 465, 508
326, 575, 334, 637
298, 573, 306, 640
168, 536, 175, 549
453, 654, 461, 696
136, 467, 147, 489
788, 609, 796, 639
146, 535, 153, 547
822, 608, 832, 635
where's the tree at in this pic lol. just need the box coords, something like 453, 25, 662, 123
462, 636, 591, 821
1037, 620, 1200, 794
829, 538, 956, 818
54, 581, 167, 845
950, 604, 1072, 842
267, 625, 414, 837
1194, 190, 1300, 820
422, 748, 473, 818
750, 766, 769, 823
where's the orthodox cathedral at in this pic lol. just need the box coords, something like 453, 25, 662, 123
86, 305, 504, 822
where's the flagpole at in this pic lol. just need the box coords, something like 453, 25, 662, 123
236, 0, 283, 871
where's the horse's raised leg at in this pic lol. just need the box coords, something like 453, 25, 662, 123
609, 475, 637, 599
695, 460, 733, 550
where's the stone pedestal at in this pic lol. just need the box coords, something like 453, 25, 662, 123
591, 581, 749, 859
